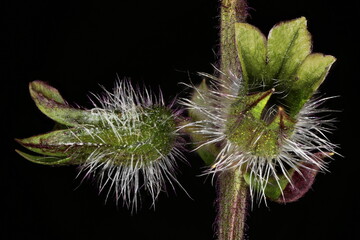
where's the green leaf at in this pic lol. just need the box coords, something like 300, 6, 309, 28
276, 152, 332, 203
196, 145, 217, 166
235, 23, 267, 88
15, 126, 119, 158
187, 80, 219, 165
267, 17, 312, 83
243, 169, 295, 200
15, 149, 73, 165
188, 79, 210, 122
285, 53, 336, 117
15, 127, 104, 157
29, 81, 101, 127
15, 130, 76, 157
30, 80, 66, 104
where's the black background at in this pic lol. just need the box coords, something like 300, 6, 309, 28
2, 0, 359, 239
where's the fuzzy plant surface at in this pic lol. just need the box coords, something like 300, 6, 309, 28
183, 16, 337, 203
16, 80, 186, 210
15, 1, 337, 240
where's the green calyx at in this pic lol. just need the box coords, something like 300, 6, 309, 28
187, 79, 219, 165
191, 17, 335, 166
235, 17, 336, 117
16, 81, 177, 166
133, 107, 177, 163
226, 17, 336, 201
29, 80, 103, 126
226, 89, 295, 158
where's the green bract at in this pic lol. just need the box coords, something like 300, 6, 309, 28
226, 89, 294, 158
16, 81, 177, 167
232, 17, 335, 201
232, 17, 336, 199
185, 17, 336, 203
16, 80, 184, 209
235, 17, 336, 117
187, 79, 219, 165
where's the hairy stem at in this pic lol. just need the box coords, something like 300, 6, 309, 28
217, 1, 249, 240
220, 0, 248, 77
217, 169, 248, 240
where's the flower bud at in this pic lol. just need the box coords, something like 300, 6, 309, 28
16, 80, 185, 210
183, 17, 337, 203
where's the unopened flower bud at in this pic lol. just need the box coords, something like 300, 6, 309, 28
16, 80, 185, 210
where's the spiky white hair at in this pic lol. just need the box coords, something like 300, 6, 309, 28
181, 71, 337, 203
74, 80, 186, 211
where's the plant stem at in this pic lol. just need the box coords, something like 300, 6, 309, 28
217, 169, 248, 240
217, 1, 249, 240
219, 0, 248, 77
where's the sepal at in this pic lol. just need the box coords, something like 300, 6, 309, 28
267, 17, 312, 82
235, 23, 267, 87
226, 90, 295, 158
15, 128, 95, 158
275, 152, 333, 203
187, 80, 219, 165
284, 53, 336, 117
30, 81, 101, 126
15, 149, 73, 165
